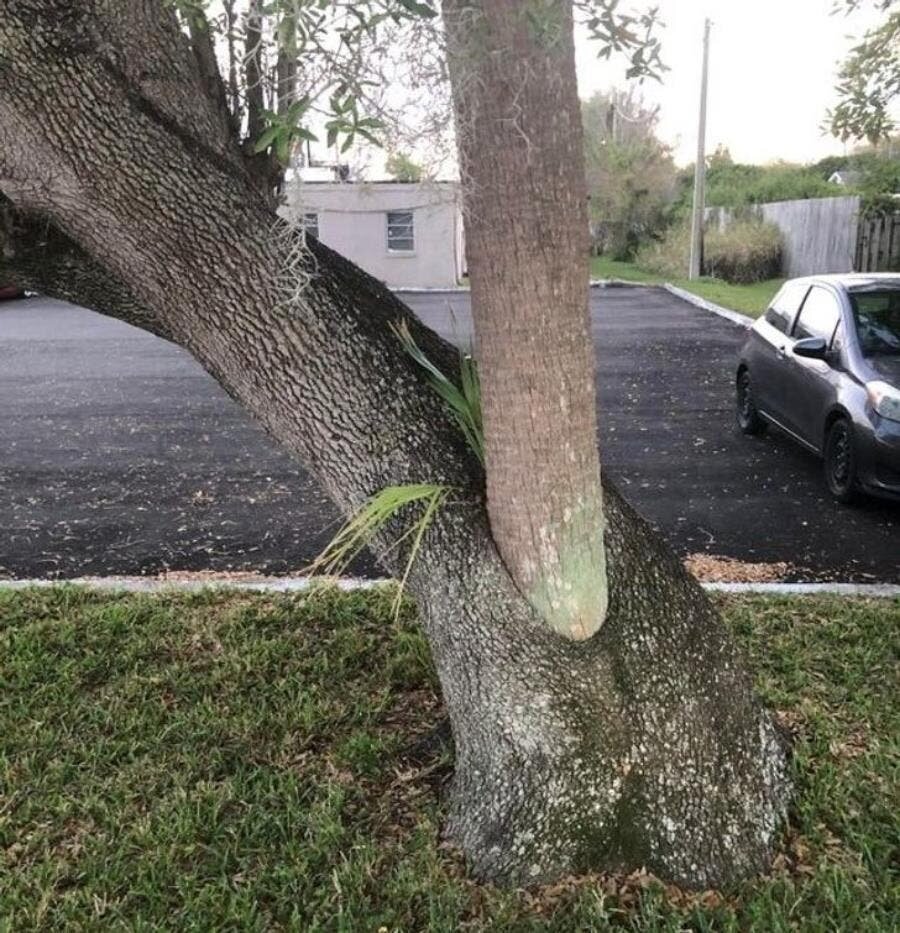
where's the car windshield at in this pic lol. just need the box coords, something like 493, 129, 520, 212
849, 289, 900, 356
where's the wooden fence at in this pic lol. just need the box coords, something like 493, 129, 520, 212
855, 211, 900, 272
706, 196, 861, 278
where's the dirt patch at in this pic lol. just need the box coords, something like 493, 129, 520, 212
684, 553, 795, 583
155, 569, 283, 583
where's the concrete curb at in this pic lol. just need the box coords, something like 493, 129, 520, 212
703, 582, 899, 597
0, 576, 391, 593
662, 283, 755, 329
1, 576, 897, 598
392, 286, 469, 294
589, 279, 649, 289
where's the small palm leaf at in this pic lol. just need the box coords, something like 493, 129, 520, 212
391, 319, 484, 465
305, 483, 452, 618
307, 322, 481, 612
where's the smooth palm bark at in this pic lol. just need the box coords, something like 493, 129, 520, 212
444, 0, 608, 640
0, 0, 790, 888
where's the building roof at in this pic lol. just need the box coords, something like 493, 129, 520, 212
828, 169, 863, 187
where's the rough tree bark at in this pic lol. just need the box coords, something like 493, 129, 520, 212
444, 0, 608, 641
0, 0, 790, 888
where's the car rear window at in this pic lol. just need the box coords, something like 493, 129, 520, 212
765, 282, 808, 333
793, 286, 841, 343
850, 289, 900, 356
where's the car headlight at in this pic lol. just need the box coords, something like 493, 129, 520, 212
866, 381, 900, 423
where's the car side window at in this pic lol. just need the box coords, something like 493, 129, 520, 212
793, 286, 841, 344
765, 282, 808, 334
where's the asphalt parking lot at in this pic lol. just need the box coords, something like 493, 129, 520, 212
1, 289, 897, 581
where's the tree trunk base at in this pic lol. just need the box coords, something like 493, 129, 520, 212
444, 687, 789, 889
420, 485, 791, 889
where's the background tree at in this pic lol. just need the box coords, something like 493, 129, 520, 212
385, 150, 425, 181
582, 88, 677, 259
814, 134, 900, 213
0, 0, 789, 887
669, 157, 844, 216
829, 0, 900, 143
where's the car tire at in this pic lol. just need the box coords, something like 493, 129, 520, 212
736, 369, 767, 435
824, 417, 858, 504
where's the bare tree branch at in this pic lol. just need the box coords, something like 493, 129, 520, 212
189, 8, 240, 139
244, 0, 266, 143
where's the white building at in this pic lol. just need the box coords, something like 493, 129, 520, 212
828, 170, 862, 187
282, 180, 465, 288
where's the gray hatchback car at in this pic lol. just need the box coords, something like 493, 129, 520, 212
736, 273, 900, 502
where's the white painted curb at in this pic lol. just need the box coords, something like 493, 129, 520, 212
661, 283, 755, 329
392, 286, 469, 294
703, 582, 900, 597
0, 576, 391, 593
589, 279, 648, 289
1, 576, 897, 598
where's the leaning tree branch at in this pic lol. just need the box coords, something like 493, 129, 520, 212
0, 0, 467, 464
0, 197, 172, 341
93, 1, 243, 167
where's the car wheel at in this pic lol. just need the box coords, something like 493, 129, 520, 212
736, 369, 767, 435
824, 417, 858, 504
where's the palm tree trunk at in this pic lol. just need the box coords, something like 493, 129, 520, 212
443, 0, 609, 640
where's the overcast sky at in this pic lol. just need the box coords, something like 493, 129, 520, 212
574, 0, 895, 167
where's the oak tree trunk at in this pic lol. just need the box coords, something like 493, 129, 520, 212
0, 1, 790, 889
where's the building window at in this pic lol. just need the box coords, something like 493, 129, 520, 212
387, 210, 415, 253
302, 212, 319, 240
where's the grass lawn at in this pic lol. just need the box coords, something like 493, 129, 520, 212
1, 586, 898, 930
589, 256, 784, 319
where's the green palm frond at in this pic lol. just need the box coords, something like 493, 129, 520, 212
308, 322, 481, 613
391, 319, 484, 465
306, 483, 452, 618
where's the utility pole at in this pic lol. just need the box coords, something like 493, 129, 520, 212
689, 18, 711, 280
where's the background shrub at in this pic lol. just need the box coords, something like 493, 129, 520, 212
635, 223, 692, 279
668, 148, 846, 220
704, 220, 783, 284
582, 89, 678, 261
636, 219, 783, 284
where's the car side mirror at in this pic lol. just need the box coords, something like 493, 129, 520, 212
793, 336, 828, 360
